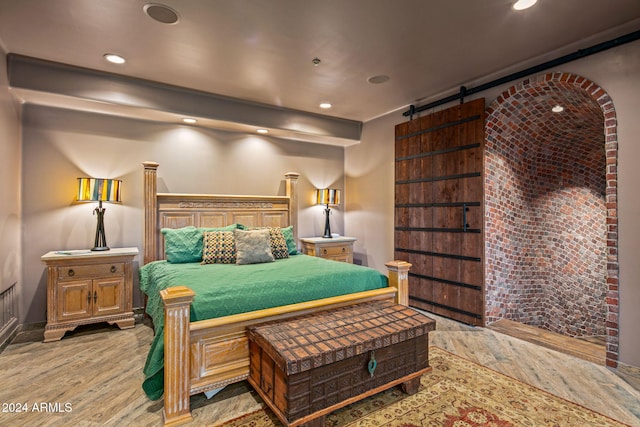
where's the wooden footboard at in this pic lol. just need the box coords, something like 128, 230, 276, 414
160, 261, 410, 426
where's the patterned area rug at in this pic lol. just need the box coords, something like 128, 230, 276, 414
217, 347, 630, 427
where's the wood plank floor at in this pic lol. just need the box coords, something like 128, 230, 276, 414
0, 314, 638, 427
487, 318, 606, 365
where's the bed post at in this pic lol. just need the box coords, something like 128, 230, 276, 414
161, 286, 195, 426
385, 261, 411, 306
143, 161, 159, 264
285, 172, 300, 245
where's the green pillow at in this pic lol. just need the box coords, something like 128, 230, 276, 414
161, 226, 202, 263
162, 224, 240, 263
281, 225, 297, 255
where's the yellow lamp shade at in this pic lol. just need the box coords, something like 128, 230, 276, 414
315, 188, 340, 206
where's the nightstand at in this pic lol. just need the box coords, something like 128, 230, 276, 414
300, 236, 356, 263
41, 247, 138, 342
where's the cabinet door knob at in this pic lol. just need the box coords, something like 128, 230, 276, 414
342, 247, 346, 252
68, 269, 75, 277
94, 291, 97, 303
110, 265, 117, 273
323, 249, 327, 254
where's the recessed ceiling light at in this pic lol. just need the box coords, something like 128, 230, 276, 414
552, 105, 564, 113
256, 129, 269, 134
182, 118, 197, 124
143, 3, 180, 24
367, 75, 390, 84
104, 53, 126, 64
319, 103, 332, 109
513, 0, 537, 10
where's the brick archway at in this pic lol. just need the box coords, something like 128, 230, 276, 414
484, 73, 619, 367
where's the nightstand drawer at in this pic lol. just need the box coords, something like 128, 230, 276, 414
320, 245, 349, 257
58, 262, 124, 279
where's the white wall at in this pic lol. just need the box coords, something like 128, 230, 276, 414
0, 47, 21, 309
20, 105, 345, 324
346, 40, 640, 367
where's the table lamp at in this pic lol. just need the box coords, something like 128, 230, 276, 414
77, 177, 121, 251
315, 188, 340, 238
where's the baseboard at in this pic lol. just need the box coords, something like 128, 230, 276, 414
133, 306, 145, 324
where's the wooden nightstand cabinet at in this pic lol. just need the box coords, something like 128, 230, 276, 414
41, 247, 138, 342
300, 237, 356, 263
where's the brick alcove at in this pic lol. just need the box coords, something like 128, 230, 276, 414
484, 72, 619, 367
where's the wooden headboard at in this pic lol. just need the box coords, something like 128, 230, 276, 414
142, 161, 300, 264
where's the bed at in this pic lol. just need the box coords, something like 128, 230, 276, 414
140, 162, 411, 426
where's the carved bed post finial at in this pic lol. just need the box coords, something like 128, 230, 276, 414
285, 172, 300, 247
385, 261, 412, 306
143, 161, 159, 265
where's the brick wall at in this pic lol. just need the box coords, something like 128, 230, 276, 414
484, 73, 619, 366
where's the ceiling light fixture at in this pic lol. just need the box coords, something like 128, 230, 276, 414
143, 3, 180, 24
256, 129, 269, 134
319, 103, 332, 109
513, 0, 537, 10
552, 105, 564, 113
104, 53, 126, 64
182, 118, 197, 124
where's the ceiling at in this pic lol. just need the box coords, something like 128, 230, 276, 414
0, 0, 639, 140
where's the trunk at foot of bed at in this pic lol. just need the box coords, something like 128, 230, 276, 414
158, 261, 411, 426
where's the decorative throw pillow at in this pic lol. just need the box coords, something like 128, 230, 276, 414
162, 224, 240, 263
161, 226, 202, 263
280, 225, 297, 255
247, 227, 290, 259
233, 228, 275, 265
202, 231, 236, 264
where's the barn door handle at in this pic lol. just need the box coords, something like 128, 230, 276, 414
462, 204, 470, 232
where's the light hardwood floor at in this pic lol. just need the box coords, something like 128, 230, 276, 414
1, 313, 639, 427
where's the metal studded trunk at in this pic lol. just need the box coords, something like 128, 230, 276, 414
247, 300, 436, 426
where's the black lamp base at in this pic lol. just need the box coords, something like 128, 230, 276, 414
91, 202, 110, 251
322, 206, 333, 238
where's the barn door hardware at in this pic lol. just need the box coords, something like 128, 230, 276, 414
459, 86, 467, 104
402, 30, 640, 117
463, 203, 470, 232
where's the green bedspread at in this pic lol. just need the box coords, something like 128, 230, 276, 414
140, 254, 388, 400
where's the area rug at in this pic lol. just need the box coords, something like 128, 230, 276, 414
217, 346, 630, 427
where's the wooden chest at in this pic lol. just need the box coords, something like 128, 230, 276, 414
247, 300, 436, 427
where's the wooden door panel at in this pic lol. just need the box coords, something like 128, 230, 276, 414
396, 251, 433, 277
94, 277, 125, 316
409, 277, 433, 305
395, 184, 409, 204
394, 207, 433, 228
431, 233, 483, 259
395, 98, 485, 326
460, 261, 484, 286
57, 280, 92, 322
395, 230, 433, 252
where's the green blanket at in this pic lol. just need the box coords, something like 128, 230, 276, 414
140, 255, 388, 400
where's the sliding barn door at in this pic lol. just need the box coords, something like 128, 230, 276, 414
395, 98, 485, 326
